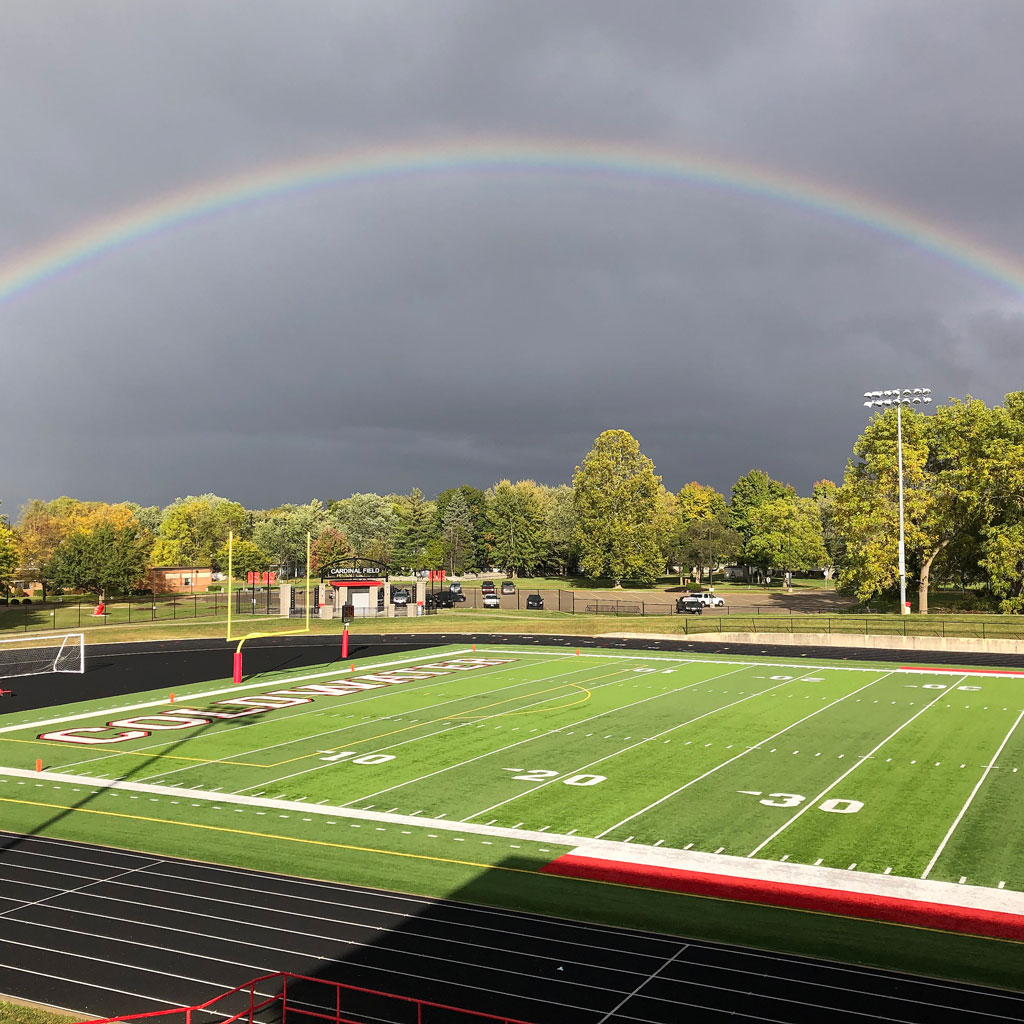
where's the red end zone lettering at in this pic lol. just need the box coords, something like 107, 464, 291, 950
34, 656, 517, 746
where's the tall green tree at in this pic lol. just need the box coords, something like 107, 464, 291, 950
834, 399, 993, 611
487, 480, 545, 577
540, 484, 577, 575
44, 523, 151, 602
572, 429, 663, 587
394, 489, 437, 569
439, 489, 473, 574
309, 528, 355, 573
729, 470, 794, 540
328, 493, 397, 564
152, 494, 248, 568
0, 522, 18, 598
745, 497, 828, 581
252, 501, 327, 570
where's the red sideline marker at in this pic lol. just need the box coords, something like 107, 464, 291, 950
342, 625, 349, 660
35, 759, 42, 773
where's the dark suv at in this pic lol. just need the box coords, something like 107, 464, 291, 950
526, 593, 544, 610
676, 596, 704, 615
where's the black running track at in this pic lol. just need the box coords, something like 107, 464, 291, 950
3, 633, 1024, 1023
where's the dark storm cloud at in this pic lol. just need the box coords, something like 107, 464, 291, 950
2, 1, 1023, 514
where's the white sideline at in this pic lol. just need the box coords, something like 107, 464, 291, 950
0, 647, 475, 735
4, 764, 1023, 920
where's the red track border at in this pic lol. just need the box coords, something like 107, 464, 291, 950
541, 854, 1024, 941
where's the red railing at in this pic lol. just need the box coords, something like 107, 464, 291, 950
88, 971, 534, 1024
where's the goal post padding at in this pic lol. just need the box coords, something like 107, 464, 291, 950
0, 633, 85, 679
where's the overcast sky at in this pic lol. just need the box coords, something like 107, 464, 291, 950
3, 1, 1023, 516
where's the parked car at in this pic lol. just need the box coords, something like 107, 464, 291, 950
526, 593, 544, 610
676, 596, 704, 615
449, 581, 463, 594
483, 593, 501, 608
689, 592, 725, 607
500, 580, 516, 595
392, 588, 410, 606
427, 592, 455, 609
451, 590, 467, 602
481, 581, 497, 594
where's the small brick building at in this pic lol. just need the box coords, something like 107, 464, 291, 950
148, 567, 214, 594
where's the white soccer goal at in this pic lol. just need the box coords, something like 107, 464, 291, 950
0, 633, 85, 679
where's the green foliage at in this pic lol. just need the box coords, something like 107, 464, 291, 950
745, 497, 828, 574
572, 429, 663, 586
216, 538, 271, 580
394, 488, 437, 568
0, 522, 18, 593
309, 527, 355, 572
540, 483, 577, 575
328, 493, 397, 563
487, 480, 546, 576
670, 513, 743, 585
439, 489, 473, 573
44, 523, 151, 600
677, 481, 728, 523
152, 494, 248, 569
729, 470, 794, 540
252, 501, 326, 567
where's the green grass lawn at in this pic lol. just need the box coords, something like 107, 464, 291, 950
3, 644, 1024, 989
0, 1002, 87, 1024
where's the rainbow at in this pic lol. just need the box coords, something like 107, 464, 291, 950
3, 136, 1024, 307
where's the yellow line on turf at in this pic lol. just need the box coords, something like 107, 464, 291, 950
0, 736, 267, 766
448, 683, 591, 719
0, 795, 533, 873
2, 794, 1018, 946
250, 668, 624, 767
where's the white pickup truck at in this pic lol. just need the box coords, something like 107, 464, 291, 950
688, 591, 725, 607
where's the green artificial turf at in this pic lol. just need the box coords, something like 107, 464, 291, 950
3, 643, 1024, 990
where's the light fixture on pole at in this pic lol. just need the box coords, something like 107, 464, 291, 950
862, 388, 932, 615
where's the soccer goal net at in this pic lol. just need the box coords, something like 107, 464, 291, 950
0, 633, 85, 679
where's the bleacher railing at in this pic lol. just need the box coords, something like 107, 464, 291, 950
88, 970, 534, 1024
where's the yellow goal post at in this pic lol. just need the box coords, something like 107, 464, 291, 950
227, 530, 312, 683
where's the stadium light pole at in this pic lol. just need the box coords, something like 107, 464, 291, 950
862, 388, 932, 615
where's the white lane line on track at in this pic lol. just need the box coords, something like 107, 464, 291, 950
921, 706, 1024, 880
5, 829, 1023, 1011
0, 857, 160, 921
0, 850, 672, 966
0, 648, 479, 737
233, 657, 634, 797
3, 885, 655, 984
593, 668, 888, 840
747, 682, 955, 858
594, 943, 689, 1023
467, 664, 772, 824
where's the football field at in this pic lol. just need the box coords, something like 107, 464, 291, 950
1, 644, 1022, 892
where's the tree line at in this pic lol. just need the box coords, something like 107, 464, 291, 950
2, 392, 1023, 610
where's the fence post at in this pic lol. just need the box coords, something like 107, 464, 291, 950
128, 600, 131, 623
903, 618, 907, 636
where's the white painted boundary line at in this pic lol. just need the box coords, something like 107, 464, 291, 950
464, 664, 776, 823
237, 657, 639, 796
4, 766, 1022, 918
128, 655, 560, 785
593, 669, 892, 839
335, 659, 750, 809
747, 682, 958, 858
0, 647, 477, 735
482, 646, 1023, 676
921, 707, 1024, 880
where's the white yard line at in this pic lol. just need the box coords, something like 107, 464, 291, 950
338, 659, 751, 809
467, 665, 781, 824
746, 681, 957, 858
234, 659, 630, 794
0, 647, 478, 736
592, 668, 888, 840
135, 657, 561, 785
920, 706, 1024, 880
